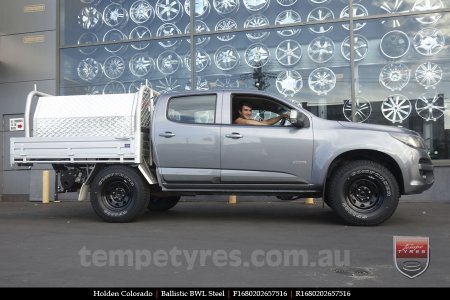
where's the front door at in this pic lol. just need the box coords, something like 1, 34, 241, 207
153, 94, 221, 185
221, 94, 313, 185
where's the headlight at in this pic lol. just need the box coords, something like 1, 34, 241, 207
390, 133, 426, 149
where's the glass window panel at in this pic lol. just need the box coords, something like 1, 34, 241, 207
363, 0, 447, 20
355, 13, 450, 159
167, 94, 217, 124
197, 0, 348, 32
59, 1, 450, 160
60, 0, 190, 46
60, 37, 189, 95
194, 23, 352, 120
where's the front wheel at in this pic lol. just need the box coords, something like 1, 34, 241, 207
90, 165, 150, 222
327, 160, 399, 226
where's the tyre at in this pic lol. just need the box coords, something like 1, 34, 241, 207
327, 160, 399, 226
147, 196, 180, 212
90, 165, 150, 222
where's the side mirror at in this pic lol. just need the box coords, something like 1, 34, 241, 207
289, 110, 304, 128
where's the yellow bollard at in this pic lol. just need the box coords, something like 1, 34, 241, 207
42, 170, 50, 204
305, 197, 314, 205
228, 194, 237, 205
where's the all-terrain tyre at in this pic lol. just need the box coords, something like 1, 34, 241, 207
327, 160, 399, 226
90, 165, 150, 222
147, 196, 180, 212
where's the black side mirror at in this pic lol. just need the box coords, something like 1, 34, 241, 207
289, 110, 304, 128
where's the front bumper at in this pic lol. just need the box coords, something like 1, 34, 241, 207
403, 155, 434, 195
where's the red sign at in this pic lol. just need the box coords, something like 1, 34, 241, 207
394, 236, 429, 278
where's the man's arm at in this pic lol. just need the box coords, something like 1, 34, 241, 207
234, 118, 267, 125
261, 115, 287, 125
234, 114, 288, 126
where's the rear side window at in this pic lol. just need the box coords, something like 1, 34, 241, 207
167, 95, 216, 124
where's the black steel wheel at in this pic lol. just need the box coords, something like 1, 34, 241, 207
327, 160, 399, 225
90, 165, 149, 222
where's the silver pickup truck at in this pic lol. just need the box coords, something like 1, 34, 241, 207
10, 86, 434, 225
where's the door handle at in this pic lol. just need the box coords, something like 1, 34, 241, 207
159, 132, 176, 138
225, 132, 243, 139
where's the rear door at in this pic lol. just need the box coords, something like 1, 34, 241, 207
220, 92, 314, 185
153, 93, 221, 185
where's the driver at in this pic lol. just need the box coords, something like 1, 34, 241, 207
234, 102, 289, 126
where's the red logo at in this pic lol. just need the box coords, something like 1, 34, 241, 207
394, 236, 429, 278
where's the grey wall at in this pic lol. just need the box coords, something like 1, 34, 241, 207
0, 0, 56, 201
0, 0, 56, 36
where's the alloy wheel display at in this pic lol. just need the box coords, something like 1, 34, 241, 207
415, 62, 442, 89
415, 92, 446, 122
77, 58, 101, 82
307, 7, 334, 34
340, 4, 368, 31
243, 0, 270, 12
381, 94, 411, 123
274, 10, 301, 37
413, 28, 445, 56
380, 30, 410, 59
276, 40, 302, 66
129, 26, 151, 50
308, 36, 334, 63
129, 53, 155, 77
341, 34, 368, 61
130, 0, 154, 24
78, 6, 102, 30
379, 63, 410, 92
155, 0, 183, 22
213, 0, 239, 15
343, 97, 372, 123
215, 18, 237, 41
185, 48, 211, 73
412, 0, 443, 24
244, 14, 270, 41
244, 43, 270, 68
157, 50, 182, 75
103, 3, 129, 27
276, 70, 303, 97
214, 45, 240, 71
103, 55, 126, 79
308, 67, 336, 95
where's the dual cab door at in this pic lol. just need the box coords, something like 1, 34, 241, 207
153, 93, 313, 187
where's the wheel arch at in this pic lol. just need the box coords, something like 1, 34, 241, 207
323, 150, 404, 200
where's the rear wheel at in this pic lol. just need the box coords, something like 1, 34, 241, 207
147, 196, 180, 212
90, 165, 149, 222
327, 160, 399, 226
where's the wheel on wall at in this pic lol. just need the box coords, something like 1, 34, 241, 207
327, 160, 399, 226
147, 196, 180, 212
90, 165, 150, 222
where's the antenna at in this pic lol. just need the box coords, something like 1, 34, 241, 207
34, 84, 37, 91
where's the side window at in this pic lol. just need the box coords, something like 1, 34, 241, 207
167, 95, 216, 124
232, 95, 293, 126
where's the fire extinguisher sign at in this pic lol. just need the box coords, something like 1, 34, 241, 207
10, 118, 24, 131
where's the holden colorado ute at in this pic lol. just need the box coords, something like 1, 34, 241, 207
10, 86, 434, 225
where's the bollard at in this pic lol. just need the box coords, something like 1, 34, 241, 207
228, 194, 237, 205
305, 197, 314, 205
42, 170, 50, 204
